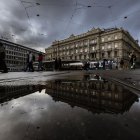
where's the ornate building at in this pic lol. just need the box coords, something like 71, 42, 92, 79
45, 77, 138, 114
45, 27, 140, 69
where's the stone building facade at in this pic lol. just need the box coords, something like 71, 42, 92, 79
0, 39, 45, 70
45, 27, 140, 68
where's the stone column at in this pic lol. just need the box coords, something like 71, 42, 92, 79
73, 42, 75, 60
112, 42, 115, 59
96, 36, 100, 60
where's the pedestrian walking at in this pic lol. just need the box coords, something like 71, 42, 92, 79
96, 62, 99, 70
55, 57, 57, 71
58, 57, 61, 71
24, 54, 30, 72
129, 50, 136, 69
29, 51, 34, 72
38, 52, 45, 71
119, 59, 124, 69
0, 42, 8, 73
115, 61, 118, 69
109, 61, 112, 69
103, 61, 105, 70
87, 62, 90, 71
84, 62, 87, 70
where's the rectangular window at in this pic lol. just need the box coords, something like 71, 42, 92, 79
71, 51, 73, 54
102, 53, 104, 58
76, 50, 78, 53
115, 51, 117, 57
76, 44, 78, 47
108, 52, 110, 57
67, 46, 68, 49
102, 38, 104, 42
102, 46, 104, 50
92, 54, 94, 58
115, 43, 118, 48
108, 44, 111, 49
60, 53, 61, 56
92, 40, 94, 43
115, 35, 117, 39
108, 36, 111, 41
85, 42, 87, 45
71, 45, 73, 48
95, 39, 97, 43
79, 55, 81, 60
67, 52, 69, 55
92, 47, 94, 50
75, 56, 77, 60
80, 49, 82, 52
80, 43, 82, 46
84, 55, 86, 59
85, 48, 87, 52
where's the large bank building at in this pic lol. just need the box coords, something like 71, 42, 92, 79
45, 27, 140, 69
0, 39, 45, 71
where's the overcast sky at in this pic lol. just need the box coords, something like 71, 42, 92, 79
0, 0, 140, 52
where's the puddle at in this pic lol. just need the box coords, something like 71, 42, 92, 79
0, 75, 140, 140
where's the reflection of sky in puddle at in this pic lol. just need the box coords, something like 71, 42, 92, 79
0, 76, 140, 140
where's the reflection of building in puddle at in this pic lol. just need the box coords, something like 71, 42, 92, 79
45, 80, 139, 115
0, 85, 45, 104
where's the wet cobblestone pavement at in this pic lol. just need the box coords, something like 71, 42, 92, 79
0, 73, 140, 140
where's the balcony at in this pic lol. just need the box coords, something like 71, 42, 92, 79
84, 44, 87, 47
90, 42, 97, 45
53, 50, 57, 53
90, 49, 97, 53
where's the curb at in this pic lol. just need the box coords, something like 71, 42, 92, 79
98, 74, 140, 92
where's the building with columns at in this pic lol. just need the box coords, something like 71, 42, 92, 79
45, 27, 140, 69
0, 39, 45, 70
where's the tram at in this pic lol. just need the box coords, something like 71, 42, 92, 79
90, 61, 104, 70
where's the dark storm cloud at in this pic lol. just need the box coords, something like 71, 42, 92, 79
0, 0, 140, 52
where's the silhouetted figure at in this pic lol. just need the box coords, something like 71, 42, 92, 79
103, 61, 105, 70
29, 51, 34, 72
0, 42, 8, 73
55, 57, 57, 70
96, 62, 99, 70
119, 59, 124, 69
58, 57, 61, 71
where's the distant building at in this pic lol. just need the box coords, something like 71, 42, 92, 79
45, 27, 140, 69
0, 39, 45, 70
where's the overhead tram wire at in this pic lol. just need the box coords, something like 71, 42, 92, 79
0, 2, 92, 29
109, 6, 116, 27
0, 2, 140, 36
61, 0, 78, 39
20, 0, 35, 44
0, 1, 140, 41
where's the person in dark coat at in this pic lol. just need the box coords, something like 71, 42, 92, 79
0, 42, 8, 73
96, 62, 99, 70
119, 59, 124, 69
58, 57, 61, 71
103, 61, 105, 70
55, 57, 57, 70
